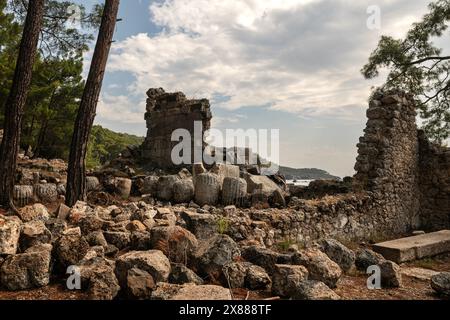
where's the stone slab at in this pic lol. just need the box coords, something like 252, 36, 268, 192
373, 230, 450, 263
400, 267, 440, 281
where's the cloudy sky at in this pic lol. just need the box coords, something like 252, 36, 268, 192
78, 0, 449, 177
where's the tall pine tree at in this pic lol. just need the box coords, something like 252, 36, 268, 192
0, 0, 45, 209
66, 0, 120, 206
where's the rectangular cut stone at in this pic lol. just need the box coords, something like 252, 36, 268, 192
244, 173, 281, 196
400, 267, 440, 281
211, 163, 240, 183
373, 230, 450, 263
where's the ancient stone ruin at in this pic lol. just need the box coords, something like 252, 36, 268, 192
1, 88, 449, 301
141, 88, 212, 170
354, 90, 450, 234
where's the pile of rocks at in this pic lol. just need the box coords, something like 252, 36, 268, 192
0, 201, 405, 300
12, 159, 289, 210
12, 157, 68, 206
132, 163, 287, 208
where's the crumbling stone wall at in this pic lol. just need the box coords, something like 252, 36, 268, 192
137, 87, 449, 243
227, 194, 386, 246
239, 88, 449, 245
418, 131, 450, 230
354, 90, 421, 235
142, 88, 212, 169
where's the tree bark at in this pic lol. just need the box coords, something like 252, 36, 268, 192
66, 0, 120, 207
0, 0, 45, 208
33, 118, 48, 157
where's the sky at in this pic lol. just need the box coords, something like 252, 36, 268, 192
76, 0, 449, 177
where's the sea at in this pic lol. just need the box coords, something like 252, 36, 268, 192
286, 179, 314, 187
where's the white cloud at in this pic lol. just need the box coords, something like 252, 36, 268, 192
96, 95, 144, 124
107, 0, 434, 122
211, 114, 248, 128
97, 0, 447, 175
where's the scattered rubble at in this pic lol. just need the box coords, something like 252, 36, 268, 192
0, 90, 448, 300
318, 239, 355, 273
151, 283, 231, 300
292, 248, 342, 288
0, 244, 52, 290
431, 272, 450, 297
272, 264, 309, 297
293, 280, 341, 300
0, 216, 21, 255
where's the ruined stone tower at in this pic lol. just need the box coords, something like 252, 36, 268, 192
141, 88, 212, 169
354, 90, 421, 232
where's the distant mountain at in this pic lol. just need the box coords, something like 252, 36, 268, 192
279, 166, 340, 180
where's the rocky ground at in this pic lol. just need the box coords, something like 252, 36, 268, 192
1, 198, 449, 301
1, 154, 449, 300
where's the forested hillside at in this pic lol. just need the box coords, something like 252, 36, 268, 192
0, 1, 143, 169
0, 0, 87, 160
86, 125, 143, 168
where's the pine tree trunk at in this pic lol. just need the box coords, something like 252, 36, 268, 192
33, 118, 48, 157
0, 0, 45, 208
66, 0, 120, 207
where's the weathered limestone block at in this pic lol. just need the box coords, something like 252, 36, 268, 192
103, 231, 131, 250
318, 239, 355, 273
292, 280, 340, 300
139, 175, 159, 195
13, 185, 34, 207
245, 263, 272, 290
223, 261, 271, 290
181, 210, 217, 240
18, 203, 50, 222
379, 260, 402, 288
372, 230, 450, 263
151, 283, 231, 300
244, 173, 281, 196
54, 232, 90, 268
78, 257, 120, 300
272, 264, 309, 297
156, 175, 180, 201
431, 272, 450, 296
292, 248, 342, 288
0, 215, 21, 255
194, 173, 221, 206
125, 267, 155, 299
86, 176, 101, 192
241, 246, 290, 274
169, 264, 204, 285
20, 220, 52, 250
34, 183, 58, 203
173, 179, 195, 203
115, 250, 171, 286
150, 226, 198, 263
192, 234, 241, 282
0, 244, 52, 290
222, 262, 247, 288
222, 177, 247, 206
210, 163, 240, 184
